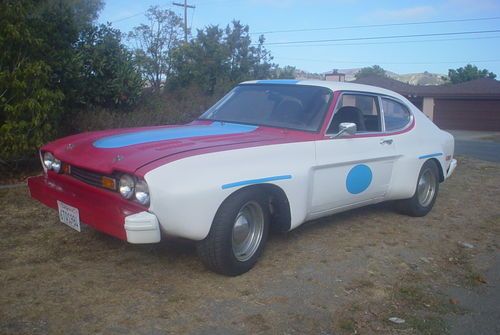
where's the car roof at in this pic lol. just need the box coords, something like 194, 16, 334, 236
240, 79, 403, 99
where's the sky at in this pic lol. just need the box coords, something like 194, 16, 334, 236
98, 0, 500, 76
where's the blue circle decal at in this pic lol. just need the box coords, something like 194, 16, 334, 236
346, 164, 372, 194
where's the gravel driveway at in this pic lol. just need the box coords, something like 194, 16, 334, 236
0, 156, 498, 335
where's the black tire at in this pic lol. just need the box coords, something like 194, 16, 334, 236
397, 160, 440, 217
197, 188, 270, 276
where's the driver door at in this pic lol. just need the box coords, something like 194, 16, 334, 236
310, 92, 398, 216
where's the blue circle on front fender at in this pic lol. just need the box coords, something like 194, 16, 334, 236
346, 164, 372, 194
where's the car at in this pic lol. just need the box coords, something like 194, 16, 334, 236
28, 79, 457, 275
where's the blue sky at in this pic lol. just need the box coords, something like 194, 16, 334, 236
98, 0, 500, 75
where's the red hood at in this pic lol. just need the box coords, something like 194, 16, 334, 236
42, 121, 314, 175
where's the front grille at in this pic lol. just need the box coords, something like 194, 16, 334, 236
70, 166, 116, 191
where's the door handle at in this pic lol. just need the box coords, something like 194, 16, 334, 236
380, 138, 393, 145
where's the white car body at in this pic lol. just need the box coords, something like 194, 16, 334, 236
29, 79, 457, 275
140, 80, 456, 242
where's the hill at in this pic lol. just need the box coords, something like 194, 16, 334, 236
387, 71, 445, 85
296, 68, 446, 85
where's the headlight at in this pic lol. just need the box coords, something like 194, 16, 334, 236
43, 152, 54, 169
119, 174, 135, 199
134, 180, 150, 205
52, 158, 62, 173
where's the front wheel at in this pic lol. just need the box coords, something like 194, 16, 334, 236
397, 160, 440, 217
197, 188, 269, 276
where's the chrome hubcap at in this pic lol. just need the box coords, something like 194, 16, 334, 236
232, 201, 264, 262
417, 169, 436, 207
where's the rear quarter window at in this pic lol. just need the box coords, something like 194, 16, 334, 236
382, 98, 412, 131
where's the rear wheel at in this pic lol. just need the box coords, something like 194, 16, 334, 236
197, 188, 269, 276
397, 160, 440, 217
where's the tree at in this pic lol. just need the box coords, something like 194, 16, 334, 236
0, 0, 64, 162
37, 0, 103, 30
224, 22, 274, 83
1, 0, 143, 162
32, 0, 104, 108
249, 34, 275, 80
355, 65, 386, 79
76, 24, 143, 107
444, 64, 497, 84
128, 6, 184, 92
169, 21, 275, 94
271, 65, 296, 79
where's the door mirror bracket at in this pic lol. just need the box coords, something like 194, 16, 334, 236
333, 122, 357, 138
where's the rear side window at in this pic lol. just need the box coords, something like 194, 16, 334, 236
328, 93, 381, 133
382, 98, 412, 131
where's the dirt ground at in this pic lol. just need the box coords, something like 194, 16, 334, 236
0, 156, 498, 335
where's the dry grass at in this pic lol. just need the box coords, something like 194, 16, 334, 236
0, 156, 498, 334
479, 134, 500, 143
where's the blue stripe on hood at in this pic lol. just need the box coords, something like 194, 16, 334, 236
93, 122, 258, 149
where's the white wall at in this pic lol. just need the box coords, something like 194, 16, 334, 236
422, 97, 435, 120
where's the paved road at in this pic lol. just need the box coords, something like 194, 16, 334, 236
447, 252, 500, 335
455, 140, 500, 162
448, 130, 500, 163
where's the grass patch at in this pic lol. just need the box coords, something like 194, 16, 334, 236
479, 134, 500, 142
405, 315, 449, 335
376, 280, 466, 334
169, 293, 188, 303
1, 157, 498, 334
337, 318, 356, 333
449, 247, 489, 288
239, 289, 252, 296
465, 272, 488, 286
345, 278, 375, 291
397, 285, 463, 314
348, 303, 362, 312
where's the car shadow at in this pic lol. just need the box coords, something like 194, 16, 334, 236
118, 201, 399, 263
269, 201, 398, 241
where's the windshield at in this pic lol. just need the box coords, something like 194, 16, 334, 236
199, 84, 333, 132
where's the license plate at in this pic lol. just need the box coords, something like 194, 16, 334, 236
57, 201, 81, 232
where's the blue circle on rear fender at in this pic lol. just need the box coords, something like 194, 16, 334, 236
346, 164, 372, 194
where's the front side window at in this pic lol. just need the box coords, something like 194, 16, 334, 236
199, 84, 333, 132
382, 98, 412, 131
327, 93, 381, 134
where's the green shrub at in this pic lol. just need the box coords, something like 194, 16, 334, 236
0, 0, 142, 164
65, 86, 219, 133
0, 61, 64, 162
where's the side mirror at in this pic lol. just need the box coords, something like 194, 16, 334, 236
335, 122, 357, 137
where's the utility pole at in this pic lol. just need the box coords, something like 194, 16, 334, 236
173, 0, 195, 43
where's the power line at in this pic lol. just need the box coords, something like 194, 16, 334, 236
259, 29, 500, 46
251, 16, 500, 35
112, 12, 150, 23
111, 2, 174, 23
275, 57, 500, 65
195, 0, 246, 6
268, 35, 500, 48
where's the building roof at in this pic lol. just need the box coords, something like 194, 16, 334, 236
352, 76, 500, 98
325, 70, 345, 76
426, 78, 500, 96
351, 76, 419, 95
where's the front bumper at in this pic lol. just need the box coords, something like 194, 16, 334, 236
125, 211, 161, 243
27, 174, 161, 244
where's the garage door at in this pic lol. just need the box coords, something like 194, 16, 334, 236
433, 99, 500, 131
